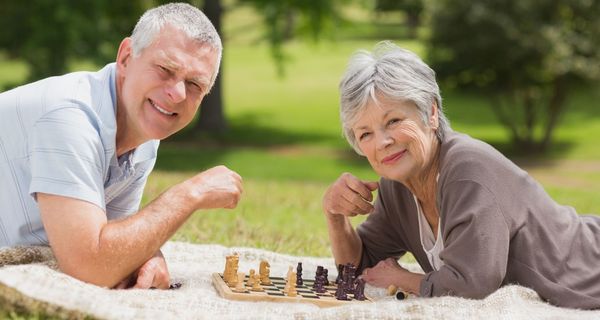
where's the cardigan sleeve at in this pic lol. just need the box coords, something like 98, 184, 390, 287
356, 180, 409, 272
420, 179, 510, 299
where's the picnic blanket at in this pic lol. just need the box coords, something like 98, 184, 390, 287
0, 241, 598, 319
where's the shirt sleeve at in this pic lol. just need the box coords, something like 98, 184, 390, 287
28, 106, 106, 210
420, 179, 510, 299
356, 182, 409, 272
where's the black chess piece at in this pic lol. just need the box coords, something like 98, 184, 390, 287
396, 291, 407, 300
336, 264, 344, 284
314, 274, 326, 293
313, 266, 324, 289
343, 263, 356, 294
335, 279, 349, 300
353, 278, 366, 301
296, 262, 303, 286
323, 268, 329, 285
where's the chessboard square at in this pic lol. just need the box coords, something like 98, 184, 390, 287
300, 294, 320, 299
266, 292, 285, 296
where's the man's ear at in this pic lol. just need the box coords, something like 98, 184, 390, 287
116, 37, 133, 71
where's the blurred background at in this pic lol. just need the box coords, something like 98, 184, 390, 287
1, 0, 600, 257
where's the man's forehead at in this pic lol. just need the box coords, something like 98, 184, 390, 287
154, 48, 215, 82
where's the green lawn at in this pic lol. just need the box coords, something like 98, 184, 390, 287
145, 37, 600, 257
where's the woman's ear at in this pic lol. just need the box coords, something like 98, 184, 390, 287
430, 102, 439, 129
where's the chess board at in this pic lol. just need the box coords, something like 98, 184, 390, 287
212, 273, 372, 308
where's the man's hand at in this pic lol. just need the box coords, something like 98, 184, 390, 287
185, 165, 243, 210
323, 173, 378, 217
361, 258, 424, 295
114, 250, 170, 289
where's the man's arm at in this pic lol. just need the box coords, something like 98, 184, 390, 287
38, 165, 242, 288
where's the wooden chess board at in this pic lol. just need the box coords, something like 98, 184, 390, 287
212, 273, 372, 308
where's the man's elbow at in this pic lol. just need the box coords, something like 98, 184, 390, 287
57, 256, 126, 288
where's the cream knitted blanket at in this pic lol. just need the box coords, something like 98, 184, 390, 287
0, 241, 598, 319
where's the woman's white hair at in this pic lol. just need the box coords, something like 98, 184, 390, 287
339, 41, 451, 155
130, 3, 222, 88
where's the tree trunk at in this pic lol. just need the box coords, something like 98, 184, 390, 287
194, 0, 227, 133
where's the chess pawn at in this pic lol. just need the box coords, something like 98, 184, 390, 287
233, 272, 246, 292
247, 269, 256, 287
323, 268, 330, 286
287, 271, 298, 297
251, 273, 264, 292
259, 260, 272, 285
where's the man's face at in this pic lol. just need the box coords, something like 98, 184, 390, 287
116, 24, 219, 142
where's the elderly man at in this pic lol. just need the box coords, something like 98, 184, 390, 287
0, 3, 242, 290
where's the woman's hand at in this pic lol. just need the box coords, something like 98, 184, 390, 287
361, 257, 424, 295
323, 173, 379, 217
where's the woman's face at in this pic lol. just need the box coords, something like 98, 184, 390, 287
352, 96, 438, 182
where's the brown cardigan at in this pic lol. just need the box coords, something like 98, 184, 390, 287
356, 131, 600, 309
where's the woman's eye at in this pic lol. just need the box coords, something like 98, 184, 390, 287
359, 132, 371, 140
387, 118, 400, 126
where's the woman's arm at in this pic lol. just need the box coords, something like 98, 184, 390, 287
323, 173, 379, 266
422, 179, 510, 298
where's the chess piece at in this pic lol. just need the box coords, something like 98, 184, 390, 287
323, 268, 330, 285
224, 253, 239, 286
353, 278, 366, 301
232, 272, 246, 292
314, 274, 326, 293
335, 264, 344, 284
283, 266, 296, 294
251, 273, 264, 292
286, 271, 298, 297
335, 278, 349, 300
313, 266, 324, 289
247, 269, 256, 287
387, 284, 398, 296
343, 263, 356, 294
259, 260, 272, 285
396, 291, 407, 300
296, 262, 303, 286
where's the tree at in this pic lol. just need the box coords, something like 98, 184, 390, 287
0, 0, 144, 83
375, 0, 423, 38
194, 0, 341, 133
427, 0, 600, 152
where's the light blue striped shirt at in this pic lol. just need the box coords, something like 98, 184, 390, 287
0, 63, 159, 247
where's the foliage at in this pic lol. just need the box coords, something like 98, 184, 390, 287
238, 0, 342, 76
427, 0, 600, 152
0, 0, 146, 83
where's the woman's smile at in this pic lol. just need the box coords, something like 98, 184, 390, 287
381, 149, 407, 165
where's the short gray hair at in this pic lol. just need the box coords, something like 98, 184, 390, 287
130, 3, 223, 88
339, 41, 451, 155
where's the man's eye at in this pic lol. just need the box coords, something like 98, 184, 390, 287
158, 66, 170, 74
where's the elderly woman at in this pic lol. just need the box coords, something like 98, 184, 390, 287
323, 41, 600, 309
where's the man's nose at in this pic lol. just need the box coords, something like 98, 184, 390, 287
166, 80, 186, 103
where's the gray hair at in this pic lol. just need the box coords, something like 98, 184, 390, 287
130, 3, 223, 88
339, 41, 451, 155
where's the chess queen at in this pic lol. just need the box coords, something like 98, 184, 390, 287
322, 41, 600, 309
